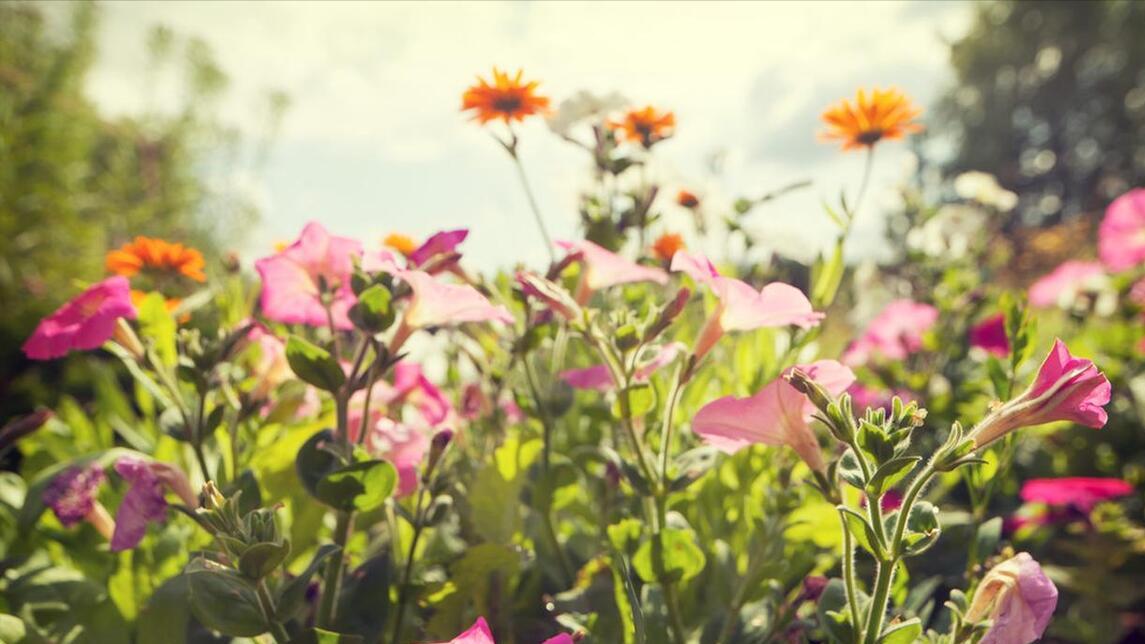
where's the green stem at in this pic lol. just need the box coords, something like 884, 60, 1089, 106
863, 558, 895, 644
316, 510, 353, 628
838, 511, 864, 637
507, 144, 555, 261
849, 146, 875, 222
390, 485, 430, 644
256, 579, 291, 643
656, 364, 685, 486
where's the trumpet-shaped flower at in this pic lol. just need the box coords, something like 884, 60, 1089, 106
43, 464, 106, 528
842, 299, 937, 366
1020, 477, 1133, 514
558, 239, 668, 303
970, 313, 1009, 357
1098, 188, 1145, 271
692, 360, 855, 473
971, 339, 1110, 449
427, 616, 495, 643
400, 270, 513, 329
965, 552, 1058, 644
560, 342, 685, 391
255, 222, 363, 330
1027, 260, 1105, 309
110, 457, 197, 552
23, 276, 138, 360
670, 250, 823, 358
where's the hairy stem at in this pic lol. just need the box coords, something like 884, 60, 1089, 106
255, 579, 291, 643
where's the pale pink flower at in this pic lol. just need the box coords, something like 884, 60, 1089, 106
391, 362, 456, 427
842, 299, 937, 366
366, 418, 431, 498
426, 616, 495, 643
43, 464, 106, 528
409, 229, 468, 267
972, 339, 1110, 449
23, 276, 137, 360
970, 313, 1009, 357
110, 457, 197, 551
692, 360, 855, 473
670, 251, 823, 358
966, 552, 1058, 644
255, 222, 363, 330
1019, 477, 1133, 514
557, 239, 668, 303
1027, 260, 1105, 309
560, 342, 685, 391
1129, 277, 1145, 306
400, 270, 513, 329
1098, 188, 1145, 271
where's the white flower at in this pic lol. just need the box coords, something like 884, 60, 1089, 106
954, 171, 1019, 212
546, 90, 627, 138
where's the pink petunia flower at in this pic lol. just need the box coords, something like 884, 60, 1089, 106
542, 635, 575, 644
409, 229, 468, 267
966, 552, 1058, 644
254, 222, 363, 330
670, 251, 823, 358
426, 616, 495, 643
1027, 260, 1105, 309
841, 299, 937, 366
366, 418, 432, 498
110, 457, 198, 552
1098, 188, 1145, 272
971, 339, 1111, 449
970, 313, 1010, 357
1019, 477, 1133, 514
560, 342, 685, 391
400, 270, 513, 330
22, 276, 138, 360
391, 362, 456, 427
557, 239, 668, 304
692, 359, 855, 473
43, 464, 106, 528
846, 383, 915, 414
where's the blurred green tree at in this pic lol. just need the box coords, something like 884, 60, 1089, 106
0, 2, 286, 417
937, 0, 1145, 229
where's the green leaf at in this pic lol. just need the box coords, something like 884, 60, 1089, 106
901, 501, 941, 556
857, 420, 895, 464
811, 238, 846, 307
348, 285, 395, 333
838, 506, 882, 558
838, 450, 867, 490
613, 383, 655, 418
867, 456, 921, 497
0, 614, 27, 643
632, 528, 706, 583
611, 555, 645, 644
333, 553, 393, 639
296, 429, 342, 499
316, 460, 397, 512
816, 579, 855, 644
879, 617, 922, 644
286, 336, 345, 392
668, 446, 719, 492
973, 517, 1003, 566
137, 292, 177, 366
136, 574, 191, 644
185, 559, 267, 637
608, 519, 644, 555
238, 540, 291, 579
985, 355, 1011, 400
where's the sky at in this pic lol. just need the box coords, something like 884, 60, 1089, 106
78, 0, 975, 272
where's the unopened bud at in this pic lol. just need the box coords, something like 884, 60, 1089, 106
112, 318, 145, 361
644, 287, 691, 342
426, 428, 454, 475
200, 481, 225, 511
785, 368, 834, 413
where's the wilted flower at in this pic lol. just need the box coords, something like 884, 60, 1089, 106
111, 457, 198, 552
671, 250, 823, 358
692, 360, 855, 473
819, 87, 922, 151
971, 339, 1110, 449
557, 239, 668, 304
969, 313, 1009, 357
1097, 188, 1145, 272
1019, 477, 1133, 514
842, 299, 937, 366
43, 464, 107, 531
23, 276, 138, 360
427, 616, 495, 643
106, 236, 207, 283
462, 68, 550, 125
676, 189, 700, 209
255, 221, 363, 330
651, 233, 685, 263
608, 105, 675, 148
965, 552, 1058, 644
560, 342, 685, 391
1027, 260, 1107, 309
954, 171, 1019, 212
546, 89, 627, 138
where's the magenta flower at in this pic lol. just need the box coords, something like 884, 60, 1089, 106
542, 636, 575, 644
43, 464, 106, 528
409, 229, 468, 267
255, 222, 363, 330
557, 239, 668, 303
670, 250, 823, 358
970, 313, 1009, 357
560, 342, 685, 391
841, 299, 937, 366
365, 418, 431, 498
1098, 188, 1145, 271
692, 360, 855, 473
110, 457, 197, 551
400, 270, 513, 330
966, 552, 1058, 644
1027, 260, 1105, 308
22, 276, 137, 360
1020, 477, 1133, 514
972, 339, 1110, 449
426, 616, 494, 643
391, 362, 456, 427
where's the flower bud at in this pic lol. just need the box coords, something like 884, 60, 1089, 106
643, 287, 691, 342
112, 318, 145, 361
516, 272, 581, 322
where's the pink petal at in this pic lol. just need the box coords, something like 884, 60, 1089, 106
427, 617, 495, 644
402, 270, 513, 328
1028, 338, 1110, 428
716, 278, 823, 332
558, 239, 668, 290
367, 419, 431, 498
1019, 477, 1133, 513
110, 457, 169, 551
1098, 189, 1145, 272
843, 299, 937, 365
1027, 261, 1105, 308
542, 636, 575, 644
23, 276, 137, 360
970, 313, 1009, 357
410, 229, 469, 266
255, 222, 362, 330
560, 365, 615, 391
669, 250, 720, 285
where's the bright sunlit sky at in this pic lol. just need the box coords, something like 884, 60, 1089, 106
81, 0, 974, 271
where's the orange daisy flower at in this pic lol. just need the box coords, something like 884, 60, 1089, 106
106, 237, 207, 282
384, 233, 418, 257
130, 289, 183, 314
820, 88, 923, 151
651, 233, 686, 262
609, 105, 675, 148
462, 67, 550, 124
676, 190, 700, 209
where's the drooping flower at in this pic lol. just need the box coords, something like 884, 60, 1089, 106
462, 68, 550, 124
819, 87, 923, 151
43, 464, 106, 528
110, 457, 197, 551
670, 250, 823, 358
676, 190, 700, 209
1097, 188, 1145, 272
609, 105, 675, 148
965, 552, 1058, 644
557, 239, 668, 304
970, 313, 1009, 357
427, 616, 495, 644
971, 339, 1110, 449
385, 233, 418, 257
692, 360, 855, 473
651, 233, 685, 263
366, 418, 431, 498
1019, 477, 1133, 514
1027, 260, 1106, 309
841, 299, 938, 366
561, 342, 685, 392
106, 236, 207, 283
22, 276, 138, 360
254, 222, 363, 330
408, 229, 468, 267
